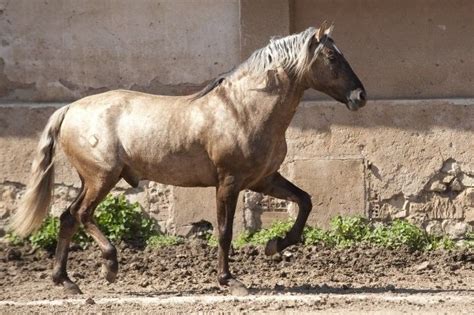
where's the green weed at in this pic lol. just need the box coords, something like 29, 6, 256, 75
233, 220, 294, 248
233, 216, 467, 251
7, 194, 159, 250
93, 194, 156, 243
147, 234, 184, 248
205, 232, 219, 247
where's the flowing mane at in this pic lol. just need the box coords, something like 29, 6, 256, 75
193, 27, 319, 100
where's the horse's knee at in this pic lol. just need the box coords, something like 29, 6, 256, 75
298, 191, 312, 213
59, 211, 76, 228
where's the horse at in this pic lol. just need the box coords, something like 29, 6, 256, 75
10, 21, 366, 294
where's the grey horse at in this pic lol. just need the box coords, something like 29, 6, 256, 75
11, 22, 366, 294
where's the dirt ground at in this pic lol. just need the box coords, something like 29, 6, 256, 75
0, 240, 473, 313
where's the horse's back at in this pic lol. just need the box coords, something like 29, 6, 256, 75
59, 89, 218, 187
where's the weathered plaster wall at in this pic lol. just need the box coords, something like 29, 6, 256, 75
285, 99, 474, 238
0, 0, 240, 101
1, 100, 472, 238
2, 0, 473, 101
0, 1, 473, 238
292, 0, 474, 100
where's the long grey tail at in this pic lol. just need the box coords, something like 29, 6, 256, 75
9, 105, 70, 237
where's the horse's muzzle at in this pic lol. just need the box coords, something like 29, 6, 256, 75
346, 88, 367, 111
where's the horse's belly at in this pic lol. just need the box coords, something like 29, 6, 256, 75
126, 146, 218, 187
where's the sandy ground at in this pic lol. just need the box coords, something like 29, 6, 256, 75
1, 240, 473, 313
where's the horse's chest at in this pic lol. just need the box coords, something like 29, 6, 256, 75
236, 137, 287, 182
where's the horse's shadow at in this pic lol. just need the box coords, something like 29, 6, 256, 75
251, 284, 474, 295
116, 284, 474, 297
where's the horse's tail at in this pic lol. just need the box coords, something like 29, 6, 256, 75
10, 105, 70, 237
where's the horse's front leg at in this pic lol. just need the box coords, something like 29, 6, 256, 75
251, 172, 313, 256
215, 174, 248, 295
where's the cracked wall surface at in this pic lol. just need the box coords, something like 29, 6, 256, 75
2, 100, 472, 238
0, 0, 240, 101
369, 159, 474, 238
286, 99, 474, 238
1, 1, 473, 238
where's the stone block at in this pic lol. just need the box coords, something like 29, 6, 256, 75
442, 220, 472, 239
171, 187, 244, 236
410, 195, 463, 220
143, 182, 172, 224
428, 180, 446, 193
242, 191, 265, 232
450, 178, 463, 192
456, 188, 474, 223
425, 220, 443, 237
442, 175, 455, 184
465, 207, 474, 223
441, 160, 461, 176
460, 174, 474, 187
0, 185, 18, 219
50, 185, 79, 216
289, 158, 365, 228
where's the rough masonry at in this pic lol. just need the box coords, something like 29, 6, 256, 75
1, 1, 473, 238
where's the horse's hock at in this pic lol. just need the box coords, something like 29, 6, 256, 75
1, 0, 474, 238
1, 100, 473, 238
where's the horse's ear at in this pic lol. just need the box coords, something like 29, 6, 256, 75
324, 22, 335, 37
316, 20, 328, 41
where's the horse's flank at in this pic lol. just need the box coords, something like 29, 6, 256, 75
60, 62, 300, 189
54, 26, 322, 191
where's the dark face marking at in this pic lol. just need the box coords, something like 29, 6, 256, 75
309, 37, 366, 111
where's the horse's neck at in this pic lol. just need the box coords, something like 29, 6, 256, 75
225, 67, 305, 136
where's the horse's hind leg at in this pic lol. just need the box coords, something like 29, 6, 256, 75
250, 172, 312, 256
52, 188, 85, 294
75, 175, 120, 283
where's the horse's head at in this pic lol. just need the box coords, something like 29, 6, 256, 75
304, 22, 366, 111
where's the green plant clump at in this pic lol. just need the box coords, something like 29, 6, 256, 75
461, 232, 474, 249
8, 194, 160, 250
8, 197, 472, 252
93, 194, 156, 243
328, 216, 371, 247
147, 234, 184, 248
28, 216, 60, 250
232, 216, 466, 251
233, 221, 294, 248
204, 231, 219, 247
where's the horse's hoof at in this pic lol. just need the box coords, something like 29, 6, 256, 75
228, 279, 249, 296
101, 264, 117, 283
64, 281, 83, 295
264, 237, 280, 256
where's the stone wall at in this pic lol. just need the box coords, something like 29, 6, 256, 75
1, 1, 473, 238
1, 100, 472, 238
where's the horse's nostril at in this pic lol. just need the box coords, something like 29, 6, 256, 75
348, 89, 367, 108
